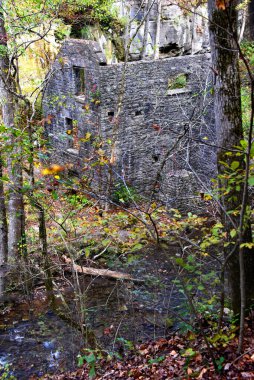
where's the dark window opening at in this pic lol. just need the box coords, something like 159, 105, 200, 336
108, 111, 114, 122
152, 153, 160, 163
159, 43, 180, 55
66, 117, 73, 129
135, 110, 142, 116
99, 62, 107, 66
73, 66, 85, 96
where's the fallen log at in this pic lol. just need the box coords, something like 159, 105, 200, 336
62, 255, 143, 282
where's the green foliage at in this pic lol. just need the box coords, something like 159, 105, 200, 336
168, 74, 187, 90
54, 22, 70, 42
240, 41, 254, 133
208, 328, 236, 348
116, 337, 134, 351
59, 0, 124, 37
148, 355, 165, 364
215, 356, 225, 373
78, 349, 97, 378
0, 364, 16, 380
112, 183, 138, 206
0, 45, 7, 57
66, 193, 90, 207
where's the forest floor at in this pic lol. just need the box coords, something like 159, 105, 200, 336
41, 315, 254, 380
2, 181, 253, 379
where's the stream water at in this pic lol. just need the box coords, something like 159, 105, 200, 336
0, 246, 187, 379
0, 311, 83, 379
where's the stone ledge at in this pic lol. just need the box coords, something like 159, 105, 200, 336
66, 148, 79, 155
167, 87, 192, 96
74, 95, 86, 103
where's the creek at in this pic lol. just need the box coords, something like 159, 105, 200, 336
0, 246, 186, 379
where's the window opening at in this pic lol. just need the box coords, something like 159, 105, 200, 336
168, 73, 188, 90
108, 111, 114, 122
152, 154, 160, 162
73, 66, 85, 96
65, 118, 79, 149
135, 110, 142, 116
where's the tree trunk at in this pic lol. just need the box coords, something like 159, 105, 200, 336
208, 0, 254, 314
140, 0, 152, 60
0, 0, 25, 258
0, 156, 8, 301
248, 0, 254, 39
154, 0, 161, 60
37, 203, 55, 306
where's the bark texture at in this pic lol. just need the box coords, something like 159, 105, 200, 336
154, 0, 161, 59
208, 0, 254, 314
0, 0, 24, 258
140, 0, 152, 60
248, 0, 254, 39
0, 157, 8, 300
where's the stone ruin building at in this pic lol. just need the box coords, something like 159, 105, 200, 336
43, 38, 216, 210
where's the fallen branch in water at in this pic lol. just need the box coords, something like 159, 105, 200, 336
62, 255, 143, 282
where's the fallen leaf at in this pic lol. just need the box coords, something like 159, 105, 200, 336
187, 367, 193, 375
224, 362, 231, 370
241, 372, 254, 378
197, 367, 207, 379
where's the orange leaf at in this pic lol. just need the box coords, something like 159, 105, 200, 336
41, 164, 65, 176
187, 367, 193, 375
216, 0, 226, 10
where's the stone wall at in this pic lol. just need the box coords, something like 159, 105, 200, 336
43, 39, 106, 170
43, 39, 216, 211
99, 53, 215, 208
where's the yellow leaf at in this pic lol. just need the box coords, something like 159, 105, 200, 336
41, 164, 65, 176
41, 168, 52, 175
97, 148, 105, 156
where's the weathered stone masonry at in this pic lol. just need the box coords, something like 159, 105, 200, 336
43, 39, 216, 208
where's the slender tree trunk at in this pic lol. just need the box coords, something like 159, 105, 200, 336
208, 0, 254, 314
248, 0, 254, 39
37, 202, 55, 306
0, 0, 24, 258
140, 0, 152, 60
154, 0, 161, 60
238, 7, 246, 43
0, 156, 8, 301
